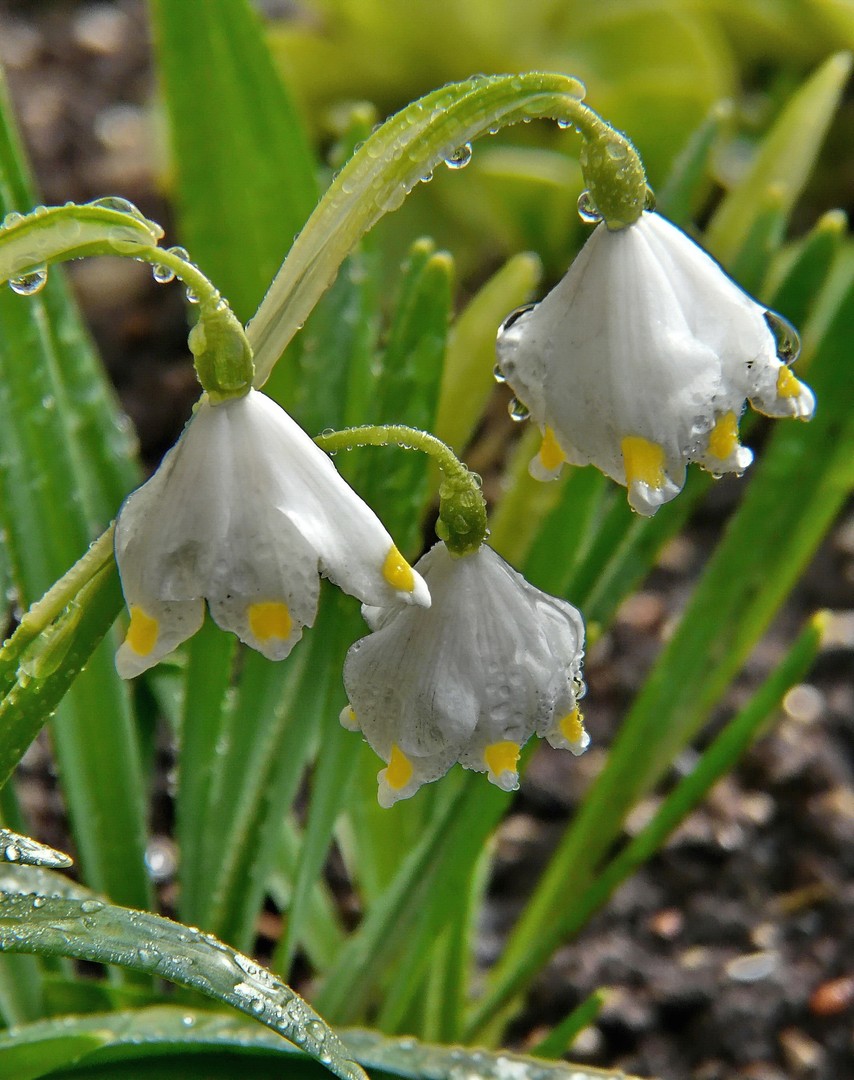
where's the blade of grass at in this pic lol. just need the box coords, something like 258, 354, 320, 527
705, 52, 852, 265
0, 890, 365, 1080
150, 0, 318, 324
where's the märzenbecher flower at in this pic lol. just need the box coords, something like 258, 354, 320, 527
496, 210, 815, 515
114, 389, 429, 677
341, 541, 587, 807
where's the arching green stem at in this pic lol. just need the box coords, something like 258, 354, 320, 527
0, 201, 253, 400
315, 425, 487, 556
248, 72, 647, 386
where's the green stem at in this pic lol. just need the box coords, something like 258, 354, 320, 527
248, 73, 646, 386
315, 425, 487, 555
0, 202, 253, 399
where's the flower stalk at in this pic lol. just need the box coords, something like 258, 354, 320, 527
314, 424, 488, 555
0, 201, 254, 400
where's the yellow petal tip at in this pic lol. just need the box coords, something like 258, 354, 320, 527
125, 606, 159, 656
383, 545, 415, 593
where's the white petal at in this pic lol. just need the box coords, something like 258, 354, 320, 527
218, 392, 430, 610
497, 211, 815, 513
114, 596, 204, 678
343, 542, 587, 802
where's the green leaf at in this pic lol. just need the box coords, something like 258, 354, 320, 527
705, 52, 852, 265
0, 882, 366, 1080
0, 1032, 105, 1080
0, 1006, 650, 1080
150, 0, 318, 324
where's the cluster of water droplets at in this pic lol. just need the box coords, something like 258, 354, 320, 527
0, 828, 72, 869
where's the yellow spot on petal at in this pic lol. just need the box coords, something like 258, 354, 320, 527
383, 545, 415, 594
538, 427, 565, 473
560, 708, 585, 745
248, 601, 292, 643
707, 411, 739, 460
484, 740, 520, 779
776, 365, 802, 398
621, 436, 665, 490
125, 606, 159, 656
385, 744, 413, 790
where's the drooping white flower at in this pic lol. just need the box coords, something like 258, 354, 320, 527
114, 389, 429, 678
495, 210, 815, 515
340, 541, 587, 807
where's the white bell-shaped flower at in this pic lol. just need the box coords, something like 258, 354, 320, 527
114, 389, 429, 678
341, 541, 587, 807
496, 211, 815, 515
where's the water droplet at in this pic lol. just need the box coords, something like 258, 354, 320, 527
181, 1014, 195, 1027
556, 118, 573, 130
80, 899, 103, 913
420, 170, 434, 183
763, 310, 801, 364
498, 302, 536, 335
644, 186, 657, 212
41, 395, 55, 411
2, 211, 23, 229
90, 195, 143, 218
577, 191, 602, 223
493, 363, 507, 383
152, 263, 176, 284
444, 142, 472, 169
508, 397, 530, 422
32, 896, 46, 908
4, 844, 21, 862
305, 1019, 327, 1043
185, 286, 200, 304
167, 245, 190, 262
9, 267, 48, 295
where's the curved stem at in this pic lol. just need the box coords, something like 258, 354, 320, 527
315, 425, 488, 555
248, 73, 646, 386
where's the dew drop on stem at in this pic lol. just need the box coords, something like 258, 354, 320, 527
9, 266, 48, 295
444, 142, 472, 169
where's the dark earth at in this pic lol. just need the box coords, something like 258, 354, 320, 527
0, 3, 852, 1079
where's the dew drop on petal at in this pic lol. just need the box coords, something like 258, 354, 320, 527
9, 266, 48, 295
763, 310, 801, 364
556, 117, 572, 129
644, 185, 657, 211
498, 302, 536, 335
2, 211, 23, 229
493, 363, 507, 384
167, 245, 191, 262
444, 142, 472, 169
577, 190, 602, 223
508, 397, 530, 422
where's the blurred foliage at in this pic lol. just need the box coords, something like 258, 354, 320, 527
269, 0, 853, 277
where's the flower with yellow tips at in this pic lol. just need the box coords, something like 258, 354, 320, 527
495, 210, 815, 515
340, 541, 587, 807
114, 389, 429, 678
